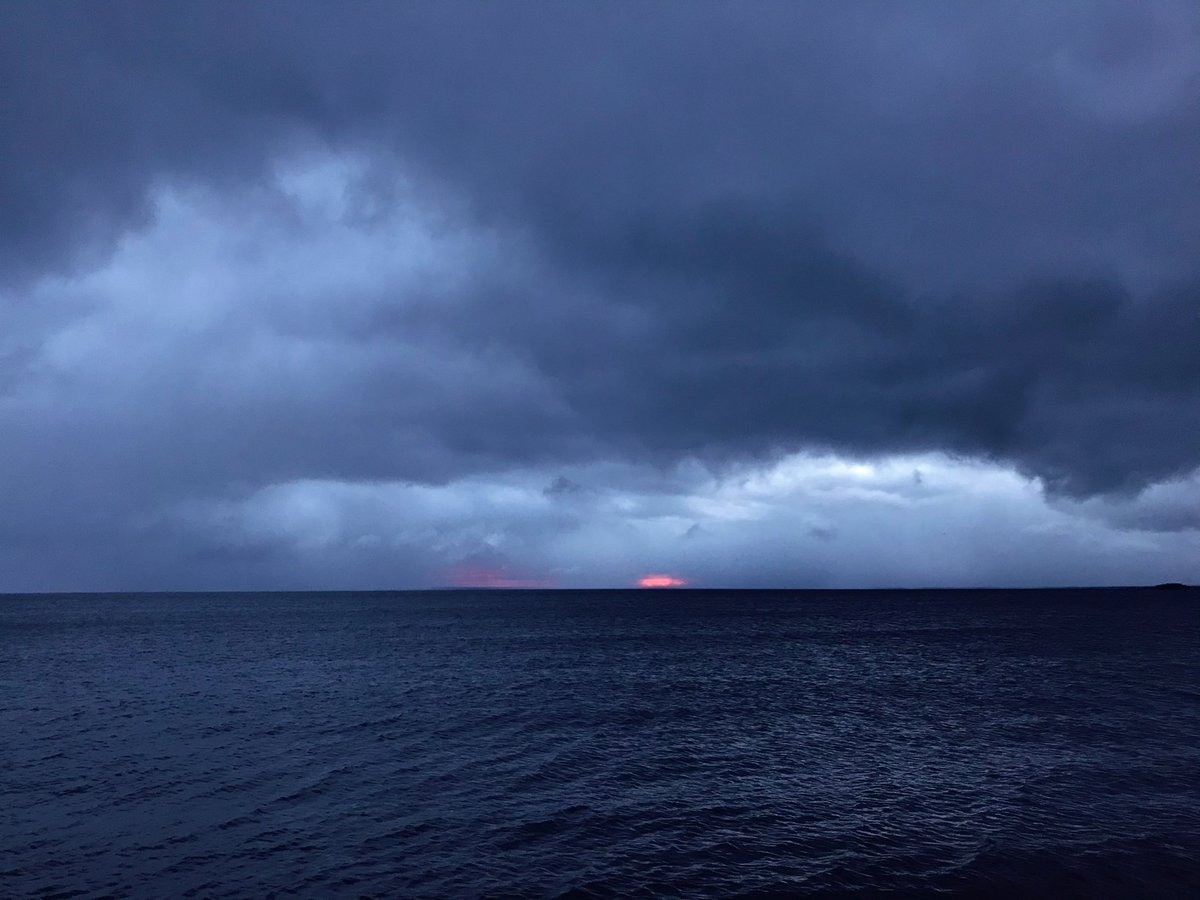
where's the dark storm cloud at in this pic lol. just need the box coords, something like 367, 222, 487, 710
1, 2, 1199, 587
552, 212, 1200, 495
6, 2, 1199, 281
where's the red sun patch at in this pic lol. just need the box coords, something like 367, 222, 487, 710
637, 574, 687, 588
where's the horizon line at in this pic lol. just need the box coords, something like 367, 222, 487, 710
1, 583, 1193, 597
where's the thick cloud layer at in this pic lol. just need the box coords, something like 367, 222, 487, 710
1, 2, 1197, 588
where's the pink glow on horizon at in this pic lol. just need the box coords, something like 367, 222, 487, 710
637, 574, 687, 588
444, 564, 555, 589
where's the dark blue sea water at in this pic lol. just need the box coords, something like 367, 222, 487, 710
2, 589, 1198, 898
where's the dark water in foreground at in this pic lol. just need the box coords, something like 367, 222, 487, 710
2, 589, 1198, 898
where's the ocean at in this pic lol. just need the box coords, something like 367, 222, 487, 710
2, 589, 1197, 897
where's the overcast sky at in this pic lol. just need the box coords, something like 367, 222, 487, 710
2, 1, 1198, 590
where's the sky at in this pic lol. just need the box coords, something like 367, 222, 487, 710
1, 1, 1198, 591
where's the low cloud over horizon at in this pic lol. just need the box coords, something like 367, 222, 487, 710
2, 2, 1197, 590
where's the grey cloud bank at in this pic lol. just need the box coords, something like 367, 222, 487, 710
1, 2, 1197, 589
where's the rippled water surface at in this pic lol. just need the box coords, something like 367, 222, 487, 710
2, 589, 1198, 897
